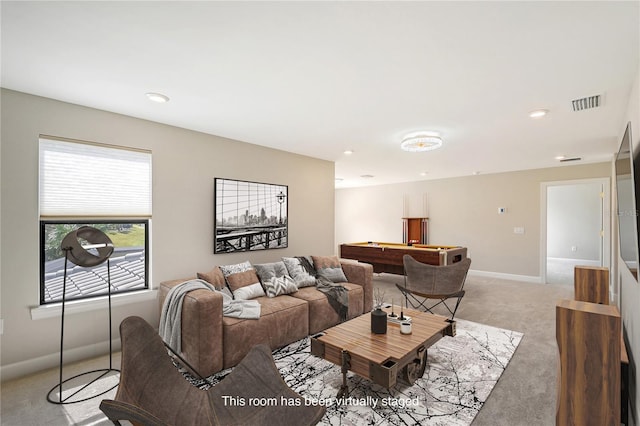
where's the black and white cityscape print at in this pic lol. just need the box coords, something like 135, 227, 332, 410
214, 178, 288, 253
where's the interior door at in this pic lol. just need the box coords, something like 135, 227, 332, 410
543, 179, 608, 285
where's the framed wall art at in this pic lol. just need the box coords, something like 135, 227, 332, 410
214, 178, 288, 253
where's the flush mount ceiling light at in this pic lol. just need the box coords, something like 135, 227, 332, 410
400, 132, 443, 152
146, 92, 170, 103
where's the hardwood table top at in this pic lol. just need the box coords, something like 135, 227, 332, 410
315, 306, 450, 365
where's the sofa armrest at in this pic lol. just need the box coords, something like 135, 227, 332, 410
159, 279, 224, 377
340, 260, 374, 312
158, 278, 195, 312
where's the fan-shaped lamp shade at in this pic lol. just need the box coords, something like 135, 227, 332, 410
61, 226, 114, 267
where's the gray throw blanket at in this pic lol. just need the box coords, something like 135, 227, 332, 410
159, 279, 261, 353
316, 275, 349, 321
297, 256, 349, 321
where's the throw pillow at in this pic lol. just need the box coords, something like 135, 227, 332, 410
196, 267, 226, 290
219, 260, 253, 277
263, 275, 298, 297
282, 256, 316, 288
225, 269, 265, 300
254, 261, 298, 297
253, 261, 290, 282
311, 255, 348, 283
233, 283, 265, 300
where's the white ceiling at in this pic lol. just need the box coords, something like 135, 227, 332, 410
2, 1, 639, 188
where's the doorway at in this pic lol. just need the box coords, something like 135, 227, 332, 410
540, 178, 610, 285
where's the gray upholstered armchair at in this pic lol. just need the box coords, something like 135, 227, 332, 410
100, 316, 325, 426
396, 255, 472, 321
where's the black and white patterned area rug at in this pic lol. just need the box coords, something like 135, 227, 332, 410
186, 319, 523, 426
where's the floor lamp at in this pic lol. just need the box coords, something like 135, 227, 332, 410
46, 226, 120, 404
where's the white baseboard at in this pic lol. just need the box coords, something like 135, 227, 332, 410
546, 257, 600, 265
468, 269, 542, 284
1, 338, 121, 383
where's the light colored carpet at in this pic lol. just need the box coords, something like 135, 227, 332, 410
0, 354, 121, 425
183, 319, 522, 425
374, 272, 573, 426
546, 257, 600, 286
0, 273, 571, 425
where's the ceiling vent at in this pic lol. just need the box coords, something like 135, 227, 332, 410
559, 157, 582, 163
571, 95, 601, 112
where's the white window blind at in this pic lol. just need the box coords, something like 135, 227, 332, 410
39, 137, 152, 217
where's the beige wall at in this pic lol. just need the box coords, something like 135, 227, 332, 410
336, 163, 610, 279
336, 66, 640, 417
0, 89, 335, 379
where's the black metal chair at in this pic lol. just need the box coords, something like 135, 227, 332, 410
396, 255, 471, 321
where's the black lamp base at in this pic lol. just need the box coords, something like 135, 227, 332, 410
46, 368, 120, 404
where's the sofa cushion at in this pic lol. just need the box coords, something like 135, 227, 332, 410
282, 257, 316, 288
226, 270, 265, 300
311, 255, 348, 283
221, 295, 309, 369
196, 267, 226, 290
291, 283, 364, 334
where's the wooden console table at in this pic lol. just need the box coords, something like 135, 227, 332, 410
574, 265, 609, 304
556, 299, 620, 426
564, 265, 629, 425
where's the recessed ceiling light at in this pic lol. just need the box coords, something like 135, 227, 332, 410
529, 109, 548, 118
420, 172, 428, 176
344, 150, 354, 155
473, 171, 481, 175
555, 155, 566, 160
146, 92, 170, 103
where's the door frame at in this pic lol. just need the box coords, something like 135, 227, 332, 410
540, 177, 611, 285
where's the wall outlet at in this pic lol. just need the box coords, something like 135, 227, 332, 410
513, 226, 525, 234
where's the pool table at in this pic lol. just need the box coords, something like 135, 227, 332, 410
339, 242, 468, 275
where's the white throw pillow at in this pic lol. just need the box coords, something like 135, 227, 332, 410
232, 282, 266, 300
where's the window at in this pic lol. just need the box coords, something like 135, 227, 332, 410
40, 220, 149, 304
39, 137, 152, 305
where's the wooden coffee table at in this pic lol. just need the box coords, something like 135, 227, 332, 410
310, 306, 454, 397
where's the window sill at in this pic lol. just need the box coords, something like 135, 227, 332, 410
30, 289, 158, 320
